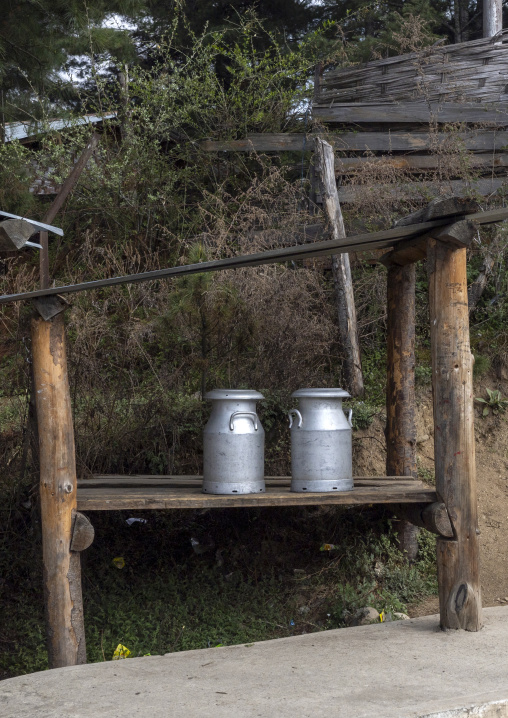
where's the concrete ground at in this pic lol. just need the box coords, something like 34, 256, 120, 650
1, 607, 508, 718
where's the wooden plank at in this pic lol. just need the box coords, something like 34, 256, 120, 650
312, 102, 508, 125
2, 206, 508, 306
381, 236, 428, 268
337, 177, 507, 203
334, 153, 508, 173
201, 131, 508, 153
80, 475, 423, 489
201, 134, 307, 152
76, 483, 438, 511
393, 197, 480, 227
38, 133, 101, 290
39, 231, 49, 289
428, 237, 482, 631
31, 309, 86, 667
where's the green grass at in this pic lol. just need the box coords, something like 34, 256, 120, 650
0, 505, 438, 677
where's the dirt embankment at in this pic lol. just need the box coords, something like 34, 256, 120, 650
353, 376, 508, 614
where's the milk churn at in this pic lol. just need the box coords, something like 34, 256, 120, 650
288, 388, 353, 492
203, 389, 265, 494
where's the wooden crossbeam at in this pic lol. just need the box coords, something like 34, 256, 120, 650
382, 219, 476, 267
334, 153, 508, 173
201, 131, 508, 154
312, 101, 508, 125
337, 177, 506, 203
0, 207, 506, 306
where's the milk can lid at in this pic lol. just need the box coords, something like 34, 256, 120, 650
204, 389, 265, 401
291, 388, 351, 399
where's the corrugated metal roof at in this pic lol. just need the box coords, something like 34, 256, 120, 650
4, 113, 116, 142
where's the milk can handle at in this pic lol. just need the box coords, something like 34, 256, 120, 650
288, 409, 303, 429
347, 409, 353, 428
229, 411, 258, 431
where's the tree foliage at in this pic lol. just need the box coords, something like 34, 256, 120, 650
0, 0, 144, 121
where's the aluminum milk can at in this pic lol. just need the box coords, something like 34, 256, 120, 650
203, 389, 265, 494
289, 388, 353, 492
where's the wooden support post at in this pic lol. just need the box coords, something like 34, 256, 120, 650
31, 301, 88, 666
428, 238, 482, 631
386, 262, 419, 561
315, 137, 364, 397
40, 231, 49, 289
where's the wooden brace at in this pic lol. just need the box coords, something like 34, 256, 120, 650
394, 502, 454, 538
33, 295, 70, 321
382, 219, 476, 267
70, 511, 95, 552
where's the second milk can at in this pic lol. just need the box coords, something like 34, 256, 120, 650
289, 388, 353, 492
203, 389, 265, 494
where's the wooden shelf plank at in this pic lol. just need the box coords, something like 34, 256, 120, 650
76, 476, 437, 510
82, 474, 419, 488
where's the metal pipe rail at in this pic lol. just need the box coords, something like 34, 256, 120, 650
1, 207, 507, 306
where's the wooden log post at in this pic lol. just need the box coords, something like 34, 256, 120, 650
315, 137, 364, 396
428, 238, 482, 631
31, 300, 88, 666
39, 231, 49, 289
386, 262, 419, 561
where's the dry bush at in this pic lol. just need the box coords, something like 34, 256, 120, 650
212, 263, 336, 390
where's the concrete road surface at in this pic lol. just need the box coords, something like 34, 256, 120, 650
1, 607, 508, 717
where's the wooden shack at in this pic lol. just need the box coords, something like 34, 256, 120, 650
2, 16, 508, 668
2, 199, 508, 666
204, 31, 508, 204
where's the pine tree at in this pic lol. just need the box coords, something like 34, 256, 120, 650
0, 0, 145, 122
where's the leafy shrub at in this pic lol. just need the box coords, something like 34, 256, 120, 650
473, 353, 490, 378
415, 365, 432, 386
348, 401, 378, 430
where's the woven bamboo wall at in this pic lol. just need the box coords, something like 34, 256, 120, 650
314, 30, 508, 108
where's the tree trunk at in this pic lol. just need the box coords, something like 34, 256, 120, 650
427, 238, 482, 631
315, 137, 364, 397
453, 0, 470, 41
